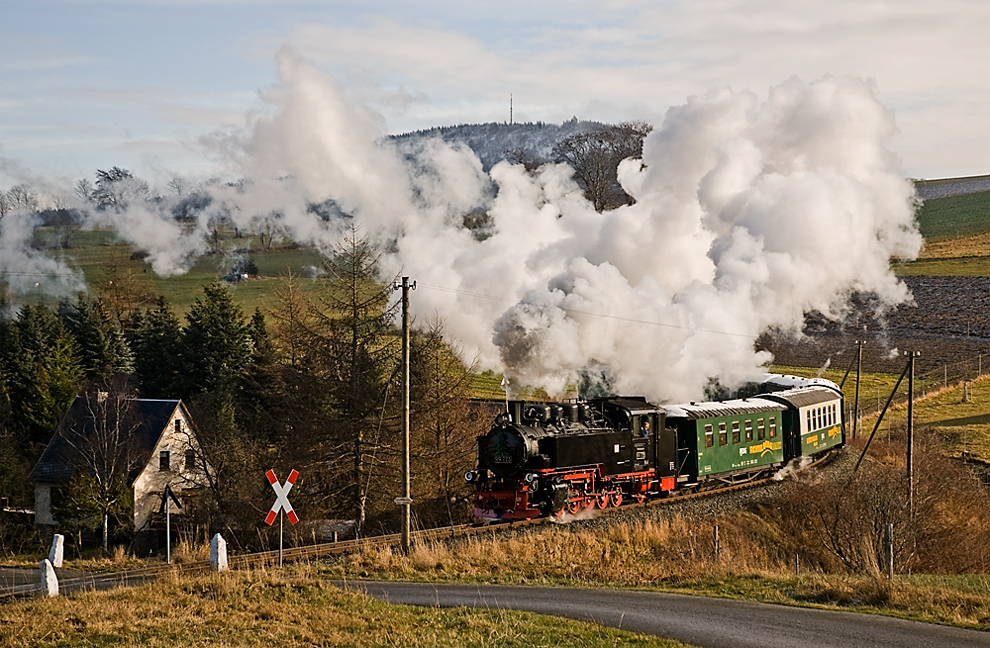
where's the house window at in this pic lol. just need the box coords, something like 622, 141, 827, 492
175, 419, 182, 434
704, 424, 714, 448
160, 450, 171, 471
185, 449, 196, 470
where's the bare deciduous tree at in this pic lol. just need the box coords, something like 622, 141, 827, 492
553, 121, 653, 211
57, 383, 142, 551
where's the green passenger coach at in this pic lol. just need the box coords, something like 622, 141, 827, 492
664, 399, 786, 486
761, 386, 845, 458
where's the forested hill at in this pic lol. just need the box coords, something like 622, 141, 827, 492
390, 119, 606, 171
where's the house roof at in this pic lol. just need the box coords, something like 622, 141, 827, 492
29, 396, 184, 485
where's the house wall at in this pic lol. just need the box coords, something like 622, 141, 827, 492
34, 483, 54, 526
131, 407, 210, 532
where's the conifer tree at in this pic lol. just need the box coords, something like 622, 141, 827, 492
181, 282, 253, 399
60, 294, 134, 380
129, 297, 183, 398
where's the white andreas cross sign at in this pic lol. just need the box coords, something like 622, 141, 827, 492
264, 469, 299, 526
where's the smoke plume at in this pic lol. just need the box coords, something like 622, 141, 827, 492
2, 50, 922, 403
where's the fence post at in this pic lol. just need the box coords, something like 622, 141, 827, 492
885, 523, 894, 580
713, 525, 719, 559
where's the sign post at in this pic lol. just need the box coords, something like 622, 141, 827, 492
158, 486, 182, 564
264, 469, 299, 566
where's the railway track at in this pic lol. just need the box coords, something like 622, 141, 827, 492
0, 449, 834, 601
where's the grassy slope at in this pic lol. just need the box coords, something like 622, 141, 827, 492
0, 570, 691, 648
896, 188, 990, 275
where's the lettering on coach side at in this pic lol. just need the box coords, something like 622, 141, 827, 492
747, 440, 782, 456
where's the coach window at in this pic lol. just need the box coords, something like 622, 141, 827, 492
769, 417, 777, 439
731, 421, 741, 444
704, 423, 714, 448
757, 418, 765, 441
806, 410, 812, 433
744, 420, 753, 442
719, 422, 727, 447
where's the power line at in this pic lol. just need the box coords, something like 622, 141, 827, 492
0, 271, 81, 277
415, 281, 759, 341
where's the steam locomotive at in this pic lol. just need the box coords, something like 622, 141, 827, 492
466, 374, 844, 521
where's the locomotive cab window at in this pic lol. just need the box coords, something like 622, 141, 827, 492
731, 421, 740, 444
718, 422, 727, 447
704, 423, 714, 448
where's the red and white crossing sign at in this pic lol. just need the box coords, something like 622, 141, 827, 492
264, 469, 299, 526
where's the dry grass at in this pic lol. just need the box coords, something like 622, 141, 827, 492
918, 232, 990, 259
316, 505, 990, 631
0, 568, 689, 648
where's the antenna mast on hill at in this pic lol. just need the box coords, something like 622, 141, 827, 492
510, 94, 513, 125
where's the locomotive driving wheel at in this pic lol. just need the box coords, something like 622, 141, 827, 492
609, 490, 623, 507
595, 490, 610, 509
565, 495, 583, 514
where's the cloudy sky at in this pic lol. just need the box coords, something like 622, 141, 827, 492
2, 0, 988, 189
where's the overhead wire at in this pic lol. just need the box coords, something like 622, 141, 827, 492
414, 280, 759, 341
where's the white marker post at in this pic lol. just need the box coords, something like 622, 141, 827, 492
48, 534, 64, 568
264, 469, 299, 566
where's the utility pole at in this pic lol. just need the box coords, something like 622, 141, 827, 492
853, 340, 863, 440
907, 351, 919, 517
394, 276, 416, 554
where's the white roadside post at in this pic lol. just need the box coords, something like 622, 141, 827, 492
210, 533, 228, 572
39, 559, 58, 597
264, 469, 299, 566
48, 534, 64, 568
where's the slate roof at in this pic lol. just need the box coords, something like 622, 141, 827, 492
28, 397, 183, 485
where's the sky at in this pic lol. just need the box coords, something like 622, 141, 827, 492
1, 0, 989, 192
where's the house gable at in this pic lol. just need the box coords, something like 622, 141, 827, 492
29, 396, 212, 530
131, 402, 211, 531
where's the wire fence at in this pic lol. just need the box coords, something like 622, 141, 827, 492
846, 352, 988, 430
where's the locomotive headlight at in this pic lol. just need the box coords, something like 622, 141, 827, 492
523, 472, 537, 484
464, 470, 477, 483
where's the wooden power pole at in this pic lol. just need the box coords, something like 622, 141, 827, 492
394, 276, 416, 554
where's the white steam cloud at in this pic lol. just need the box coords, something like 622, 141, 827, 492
1, 49, 922, 403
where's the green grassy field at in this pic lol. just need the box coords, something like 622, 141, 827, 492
914, 189, 990, 241
7, 180, 990, 316
16, 226, 329, 316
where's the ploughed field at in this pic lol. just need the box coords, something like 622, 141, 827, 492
760, 275, 990, 377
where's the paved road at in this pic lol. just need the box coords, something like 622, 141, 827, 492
0, 566, 160, 600
338, 581, 990, 648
